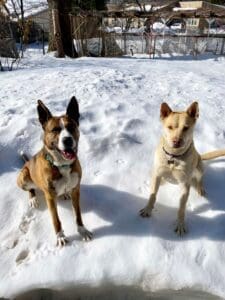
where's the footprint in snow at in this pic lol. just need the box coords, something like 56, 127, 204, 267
4, 238, 19, 250
195, 248, 207, 266
115, 159, 125, 165
94, 171, 101, 176
138, 181, 150, 194
0, 116, 12, 127
123, 118, 144, 131
19, 210, 35, 234
1, 232, 19, 251
16, 249, 29, 265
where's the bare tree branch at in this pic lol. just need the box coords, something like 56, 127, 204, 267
9, 0, 20, 18
134, 0, 143, 11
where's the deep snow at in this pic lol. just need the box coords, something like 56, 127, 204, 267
0, 48, 225, 299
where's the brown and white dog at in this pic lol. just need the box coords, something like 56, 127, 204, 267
140, 102, 225, 235
17, 96, 92, 246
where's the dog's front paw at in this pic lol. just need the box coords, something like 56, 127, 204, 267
139, 206, 152, 218
29, 197, 39, 209
175, 222, 187, 236
78, 226, 93, 241
56, 230, 68, 247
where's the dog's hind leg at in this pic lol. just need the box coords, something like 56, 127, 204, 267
192, 161, 206, 197
192, 177, 205, 197
17, 167, 39, 208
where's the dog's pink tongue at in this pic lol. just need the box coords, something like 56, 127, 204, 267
62, 150, 76, 160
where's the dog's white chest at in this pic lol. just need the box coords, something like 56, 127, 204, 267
160, 161, 188, 184
54, 168, 79, 196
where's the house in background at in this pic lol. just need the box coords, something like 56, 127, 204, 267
25, 8, 49, 33
0, 5, 18, 61
105, 0, 180, 31
24, 8, 49, 41
174, 1, 225, 33
105, 0, 225, 34
5, 0, 49, 42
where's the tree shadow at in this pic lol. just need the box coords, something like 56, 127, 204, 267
122, 53, 221, 61
14, 285, 221, 300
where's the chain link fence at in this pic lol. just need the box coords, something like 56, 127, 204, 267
74, 32, 225, 57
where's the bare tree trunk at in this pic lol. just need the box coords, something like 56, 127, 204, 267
58, 0, 74, 57
20, 0, 24, 57
52, 8, 65, 57
48, 0, 77, 57
48, 2, 56, 52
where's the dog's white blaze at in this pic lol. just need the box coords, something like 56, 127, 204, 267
58, 118, 76, 151
54, 168, 79, 196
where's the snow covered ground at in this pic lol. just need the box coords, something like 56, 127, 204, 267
1, 48, 225, 299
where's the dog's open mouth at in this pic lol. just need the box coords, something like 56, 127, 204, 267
60, 148, 77, 160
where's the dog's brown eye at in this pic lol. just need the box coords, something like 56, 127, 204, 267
52, 127, 61, 133
183, 126, 189, 131
168, 126, 173, 130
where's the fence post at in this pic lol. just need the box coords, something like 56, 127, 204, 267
42, 26, 45, 55
221, 37, 225, 55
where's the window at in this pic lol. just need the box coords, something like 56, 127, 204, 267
187, 18, 198, 27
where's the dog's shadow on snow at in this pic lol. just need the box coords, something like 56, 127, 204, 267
65, 162, 225, 242
16, 159, 225, 242
0, 144, 23, 176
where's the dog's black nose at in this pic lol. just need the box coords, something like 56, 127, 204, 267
63, 137, 73, 148
172, 139, 182, 148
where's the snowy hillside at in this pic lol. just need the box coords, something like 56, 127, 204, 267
1, 48, 225, 299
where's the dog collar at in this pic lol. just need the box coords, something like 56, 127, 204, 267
45, 153, 72, 168
163, 143, 192, 164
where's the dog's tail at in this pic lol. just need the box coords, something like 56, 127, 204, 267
201, 149, 225, 161
20, 151, 29, 163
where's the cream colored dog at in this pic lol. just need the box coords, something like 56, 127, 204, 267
140, 102, 225, 235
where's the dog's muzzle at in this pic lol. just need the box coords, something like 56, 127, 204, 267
61, 148, 77, 160
172, 139, 183, 148
63, 137, 74, 149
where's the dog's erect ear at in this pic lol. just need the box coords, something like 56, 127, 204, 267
66, 96, 80, 126
37, 100, 52, 128
160, 102, 172, 120
186, 102, 199, 119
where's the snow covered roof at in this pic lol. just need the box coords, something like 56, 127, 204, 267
177, 1, 225, 16
107, 0, 180, 13
173, 7, 197, 12
6, 0, 48, 19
